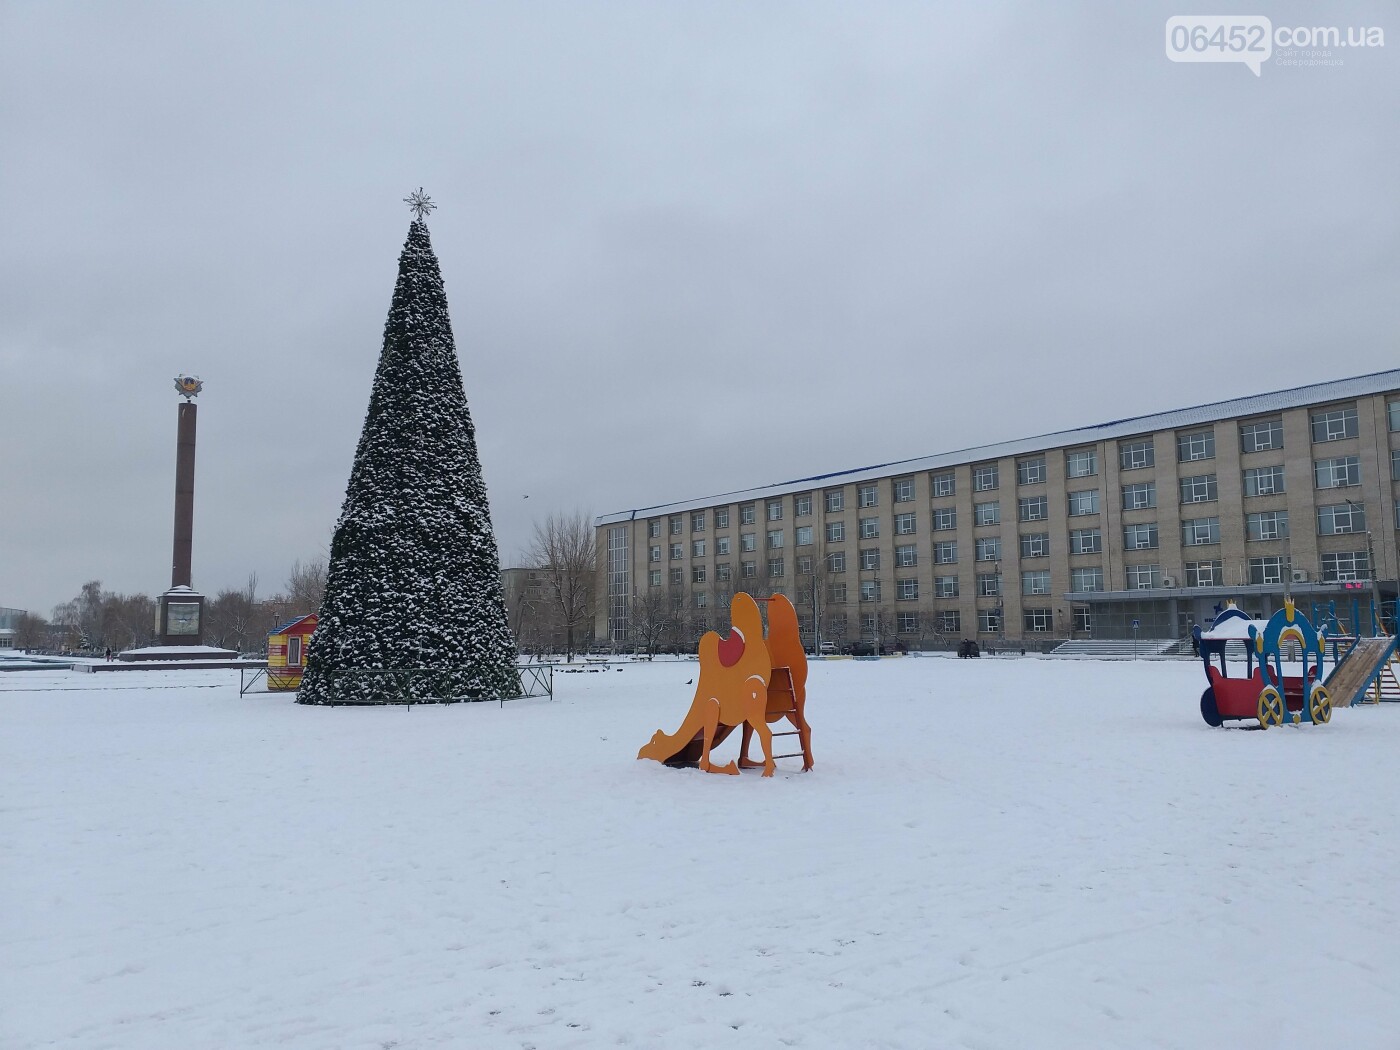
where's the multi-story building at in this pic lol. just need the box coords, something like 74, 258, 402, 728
0, 607, 23, 649
596, 369, 1400, 646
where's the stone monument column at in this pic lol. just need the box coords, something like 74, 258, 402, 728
158, 376, 207, 646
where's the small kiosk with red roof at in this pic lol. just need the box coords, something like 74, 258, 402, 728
267, 614, 317, 691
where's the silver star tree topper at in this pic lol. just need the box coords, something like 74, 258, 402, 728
403, 188, 437, 222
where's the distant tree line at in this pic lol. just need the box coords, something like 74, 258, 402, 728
19, 559, 327, 655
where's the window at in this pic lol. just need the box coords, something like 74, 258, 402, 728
1020, 533, 1050, 558
692, 512, 705, 532
287, 635, 302, 667
1243, 466, 1285, 497
826, 521, 845, 543
1246, 511, 1288, 541
670, 543, 683, 560
716, 537, 731, 556
859, 517, 880, 539
858, 484, 878, 508
1069, 528, 1102, 555
1321, 551, 1371, 582
934, 575, 959, 598
1180, 475, 1218, 503
1123, 523, 1159, 550
937, 610, 961, 633
977, 573, 1001, 597
740, 533, 756, 553
894, 544, 917, 567
933, 507, 956, 531
978, 609, 1002, 634
931, 472, 955, 498
1067, 490, 1099, 516
670, 568, 683, 586
1318, 503, 1366, 535
1022, 571, 1051, 596
896, 579, 919, 601
1119, 439, 1155, 471
795, 493, 812, 517
860, 614, 876, 636
1186, 560, 1222, 587
795, 526, 813, 546
1393, 448, 1400, 481
715, 563, 731, 582
1073, 608, 1093, 634
670, 517, 683, 535
828, 551, 846, 572
1122, 482, 1156, 510
768, 557, 785, 578
1066, 448, 1098, 478
648, 569, 662, 587
860, 548, 881, 570
1314, 456, 1360, 489
934, 541, 958, 565
1126, 564, 1160, 589
976, 501, 1000, 526
976, 537, 1001, 562
1017, 457, 1046, 486
692, 565, 707, 583
1240, 418, 1283, 453
767, 499, 783, 522
797, 555, 813, 575
895, 512, 916, 535
893, 478, 915, 503
973, 464, 998, 491
829, 582, 847, 603
829, 613, 848, 635
1024, 609, 1053, 633
1070, 567, 1103, 592
692, 540, 706, 557
1248, 557, 1283, 585
860, 580, 881, 603
1390, 401, 1400, 431
649, 545, 661, 563
714, 508, 730, 529
1181, 517, 1220, 546
1018, 495, 1047, 522
740, 503, 756, 525
1311, 406, 1358, 443
1176, 428, 1215, 462
648, 519, 661, 538
741, 561, 756, 579
767, 529, 784, 549
694, 592, 708, 609
897, 612, 919, 634
825, 489, 844, 513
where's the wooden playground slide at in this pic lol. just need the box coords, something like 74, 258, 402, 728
637, 592, 813, 776
1324, 636, 1399, 707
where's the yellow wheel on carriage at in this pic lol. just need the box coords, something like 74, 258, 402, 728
1257, 686, 1285, 729
1309, 685, 1332, 725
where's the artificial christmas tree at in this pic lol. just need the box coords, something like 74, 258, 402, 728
298, 199, 519, 704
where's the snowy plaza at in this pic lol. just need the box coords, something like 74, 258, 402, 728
5, 656, 1400, 1049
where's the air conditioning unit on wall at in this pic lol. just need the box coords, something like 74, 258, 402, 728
1291, 569, 1310, 583
1160, 575, 1177, 588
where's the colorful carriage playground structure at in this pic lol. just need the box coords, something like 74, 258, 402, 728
1194, 598, 1398, 728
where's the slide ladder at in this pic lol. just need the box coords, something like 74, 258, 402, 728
764, 666, 813, 766
1324, 635, 1400, 707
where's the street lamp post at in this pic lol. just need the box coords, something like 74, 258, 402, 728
1344, 499, 1381, 634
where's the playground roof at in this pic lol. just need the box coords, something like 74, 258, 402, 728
597, 367, 1400, 525
270, 614, 317, 636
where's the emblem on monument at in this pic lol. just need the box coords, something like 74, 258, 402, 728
174, 375, 204, 400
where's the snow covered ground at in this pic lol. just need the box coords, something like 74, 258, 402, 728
4, 657, 1400, 1049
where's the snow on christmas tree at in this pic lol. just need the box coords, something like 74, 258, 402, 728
298, 193, 520, 705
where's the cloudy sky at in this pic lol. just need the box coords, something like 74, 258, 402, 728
2, 2, 1396, 615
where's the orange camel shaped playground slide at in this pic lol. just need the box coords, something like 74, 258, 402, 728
637, 592, 814, 776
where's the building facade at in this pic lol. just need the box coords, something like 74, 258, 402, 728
596, 370, 1400, 647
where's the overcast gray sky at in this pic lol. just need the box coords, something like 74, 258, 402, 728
2, 2, 1396, 615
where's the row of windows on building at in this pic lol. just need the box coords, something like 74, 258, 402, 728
649, 446, 1400, 545
647, 544, 1373, 602
682, 607, 1087, 639
650, 496, 1398, 574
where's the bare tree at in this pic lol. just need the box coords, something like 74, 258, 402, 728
208, 574, 260, 652
15, 612, 49, 651
628, 587, 671, 658
526, 510, 596, 662
285, 560, 326, 615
